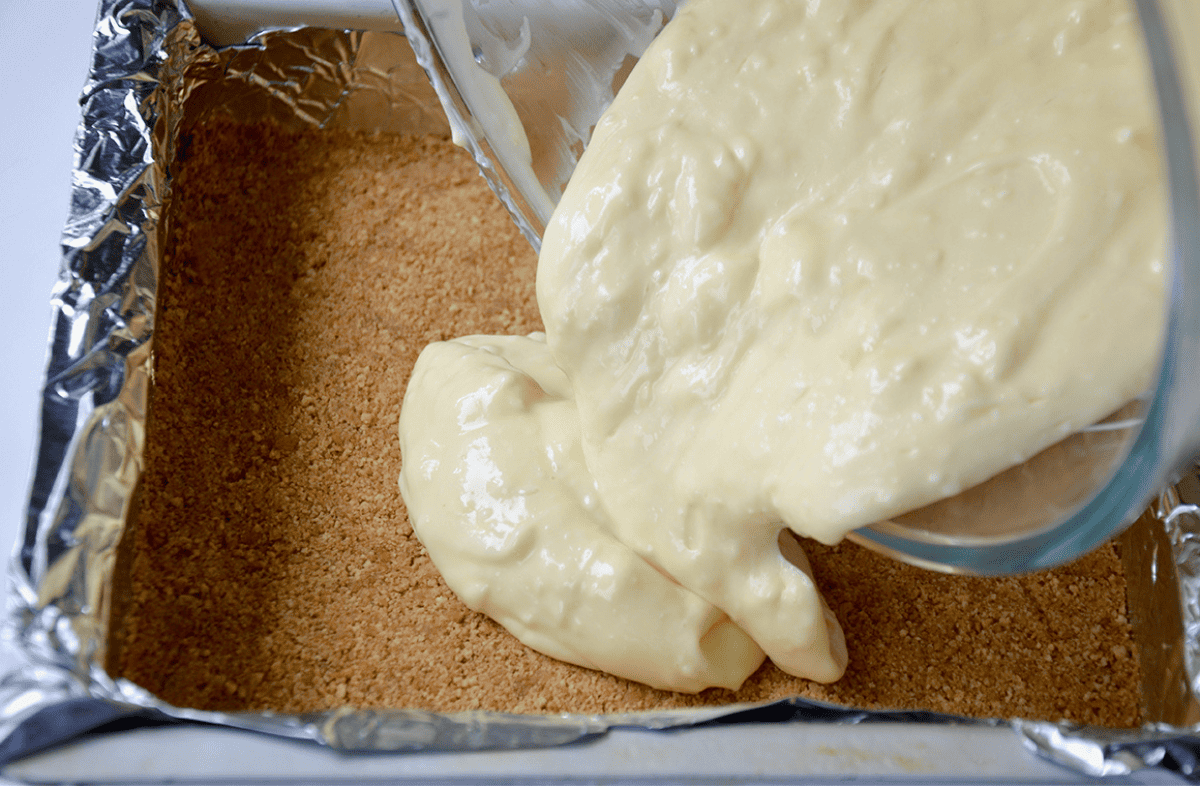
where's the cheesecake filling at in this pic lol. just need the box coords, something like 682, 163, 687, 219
399, 0, 1164, 691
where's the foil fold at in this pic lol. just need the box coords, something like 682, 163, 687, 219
6, 0, 1200, 779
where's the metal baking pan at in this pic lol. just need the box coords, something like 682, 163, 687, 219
5, 0, 1200, 782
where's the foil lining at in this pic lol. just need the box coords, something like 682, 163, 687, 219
6, 0, 1200, 778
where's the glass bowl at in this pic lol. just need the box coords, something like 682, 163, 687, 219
393, 0, 1200, 574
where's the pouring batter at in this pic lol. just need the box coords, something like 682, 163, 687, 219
400, 0, 1164, 690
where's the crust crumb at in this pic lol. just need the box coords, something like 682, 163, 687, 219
108, 120, 1142, 727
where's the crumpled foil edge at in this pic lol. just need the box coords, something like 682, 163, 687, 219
4, 0, 1200, 779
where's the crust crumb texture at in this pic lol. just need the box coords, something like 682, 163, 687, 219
108, 120, 1142, 728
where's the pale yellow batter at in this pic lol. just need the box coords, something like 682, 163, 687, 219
399, 334, 773, 691
400, 0, 1165, 691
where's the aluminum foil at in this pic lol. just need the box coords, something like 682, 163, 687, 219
7, 0, 1200, 779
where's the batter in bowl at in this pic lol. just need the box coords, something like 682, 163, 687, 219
400, 0, 1165, 690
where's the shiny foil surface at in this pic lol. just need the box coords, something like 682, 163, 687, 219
5, 0, 1200, 779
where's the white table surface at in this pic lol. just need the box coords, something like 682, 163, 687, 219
0, 0, 96, 521
0, 0, 98, 629
0, 1, 99, 781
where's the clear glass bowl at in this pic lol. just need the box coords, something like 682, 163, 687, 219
393, 0, 1200, 574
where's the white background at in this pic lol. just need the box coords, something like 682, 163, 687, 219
0, 0, 97, 779
0, 0, 98, 632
